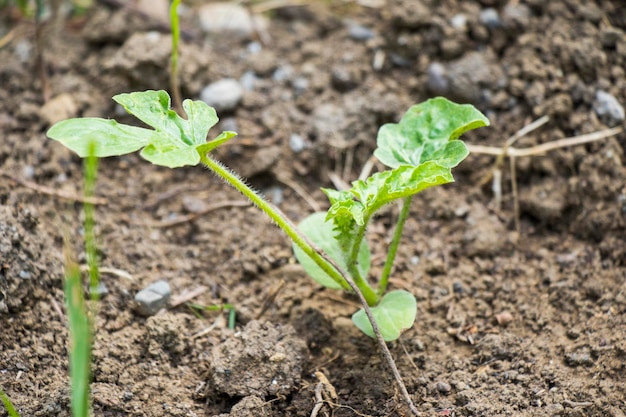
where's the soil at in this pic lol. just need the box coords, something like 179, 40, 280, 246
1, 1, 625, 416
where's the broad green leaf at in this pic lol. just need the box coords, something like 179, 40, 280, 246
374, 97, 488, 169
47, 90, 234, 168
183, 98, 219, 145
47, 118, 155, 157
293, 212, 370, 290
352, 290, 416, 341
114, 91, 219, 147
325, 162, 454, 227
114, 90, 191, 144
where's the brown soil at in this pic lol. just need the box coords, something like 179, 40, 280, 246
1, 1, 626, 416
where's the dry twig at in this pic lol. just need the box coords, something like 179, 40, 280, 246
1, 171, 108, 205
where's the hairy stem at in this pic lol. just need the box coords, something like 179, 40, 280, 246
199, 152, 379, 306
378, 196, 412, 297
346, 216, 374, 301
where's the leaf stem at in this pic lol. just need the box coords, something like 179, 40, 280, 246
199, 152, 379, 306
346, 216, 373, 298
378, 196, 412, 297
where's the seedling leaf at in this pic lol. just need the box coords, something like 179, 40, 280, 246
47, 90, 234, 168
47, 118, 155, 157
374, 97, 488, 169
352, 290, 417, 341
293, 212, 370, 290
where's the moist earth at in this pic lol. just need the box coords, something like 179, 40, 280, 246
1, 1, 625, 416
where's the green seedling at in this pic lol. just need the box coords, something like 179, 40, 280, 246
47, 90, 488, 342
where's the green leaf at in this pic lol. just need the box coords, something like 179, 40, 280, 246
374, 97, 489, 169
47, 90, 234, 168
325, 162, 454, 228
293, 212, 370, 290
47, 118, 155, 157
352, 290, 416, 341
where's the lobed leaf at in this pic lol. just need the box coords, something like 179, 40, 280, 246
352, 290, 417, 341
47, 90, 235, 168
293, 212, 370, 290
374, 97, 488, 169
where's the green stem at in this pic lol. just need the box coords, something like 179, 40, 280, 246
346, 216, 372, 294
169, 0, 183, 115
199, 153, 380, 306
84, 144, 100, 300
378, 196, 412, 297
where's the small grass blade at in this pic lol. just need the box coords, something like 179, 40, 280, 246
0, 389, 21, 417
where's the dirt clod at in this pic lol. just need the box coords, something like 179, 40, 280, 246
209, 320, 307, 397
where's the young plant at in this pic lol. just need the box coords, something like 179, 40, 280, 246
294, 98, 489, 340
46, 90, 488, 342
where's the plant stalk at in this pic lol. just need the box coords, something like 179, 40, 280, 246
378, 196, 412, 297
345, 216, 374, 298
199, 153, 379, 306
169, 0, 183, 116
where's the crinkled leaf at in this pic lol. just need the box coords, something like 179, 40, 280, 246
47, 90, 234, 168
352, 290, 416, 341
293, 212, 370, 290
47, 118, 155, 157
325, 162, 454, 228
374, 97, 488, 169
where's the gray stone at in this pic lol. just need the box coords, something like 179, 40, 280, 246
450, 14, 467, 30
289, 133, 305, 153
239, 71, 257, 91
89, 282, 109, 298
480, 8, 501, 29
346, 22, 375, 41
197, 3, 267, 38
200, 79, 243, 113
593, 90, 625, 126
427, 62, 449, 94
134, 280, 171, 316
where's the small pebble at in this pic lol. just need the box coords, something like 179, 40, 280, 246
21, 165, 35, 180
452, 281, 465, 294
197, 3, 266, 38
437, 381, 452, 394
427, 62, 448, 94
273, 65, 294, 82
239, 71, 257, 91
289, 133, 305, 153
495, 311, 513, 326
450, 14, 467, 30
200, 79, 243, 113
291, 77, 309, 95
346, 22, 375, 41
479, 8, 501, 29
89, 282, 109, 298
593, 90, 625, 126
18, 270, 31, 280
247, 41, 262, 54
564, 349, 594, 367
134, 280, 171, 316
